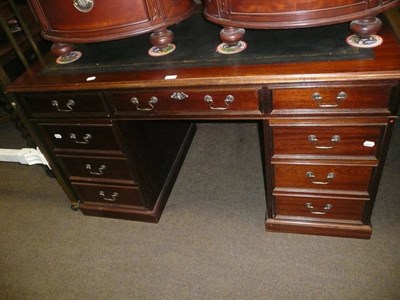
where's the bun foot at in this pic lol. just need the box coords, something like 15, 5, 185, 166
347, 16, 383, 48
148, 28, 176, 56
217, 27, 246, 54
51, 43, 82, 64
71, 202, 80, 211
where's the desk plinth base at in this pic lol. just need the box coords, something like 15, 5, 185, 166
79, 202, 165, 223
265, 219, 372, 239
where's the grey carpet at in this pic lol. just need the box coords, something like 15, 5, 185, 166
0, 120, 399, 300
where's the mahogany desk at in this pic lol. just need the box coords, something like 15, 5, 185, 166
6, 15, 400, 239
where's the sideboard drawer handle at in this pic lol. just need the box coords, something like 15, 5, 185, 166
131, 96, 158, 111
308, 135, 341, 149
204, 95, 234, 110
70, 133, 91, 144
98, 191, 118, 202
306, 171, 335, 185
73, 0, 94, 13
86, 164, 106, 175
52, 99, 75, 112
305, 202, 333, 215
312, 91, 347, 108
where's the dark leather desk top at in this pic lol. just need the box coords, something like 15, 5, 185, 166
6, 14, 400, 93
41, 14, 373, 75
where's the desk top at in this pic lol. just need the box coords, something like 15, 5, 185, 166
6, 14, 400, 93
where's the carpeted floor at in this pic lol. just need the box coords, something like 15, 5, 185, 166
0, 120, 399, 300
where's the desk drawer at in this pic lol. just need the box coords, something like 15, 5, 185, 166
57, 155, 135, 184
270, 84, 392, 114
275, 195, 365, 221
20, 93, 108, 118
108, 88, 261, 115
274, 164, 372, 192
72, 182, 145, 208
273, 126, 383, 157
38, 123, 122, 153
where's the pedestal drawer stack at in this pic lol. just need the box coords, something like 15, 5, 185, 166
18, 92, 195, 222
264, 81, 399, 238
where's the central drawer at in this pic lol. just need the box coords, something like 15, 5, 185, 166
107, 87, 262, 115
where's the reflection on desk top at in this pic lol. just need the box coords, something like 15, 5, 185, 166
6, 14, 400, 93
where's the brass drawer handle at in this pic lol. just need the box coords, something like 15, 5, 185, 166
306, 171, 335, 185
312, 91, 347, 108
131, 96, 158, 111
73, 0, 94, 13
98, 191, 118, 202
85, 164, 106, 175
69, 133, 91, 144
52, 99, 75, 112
204, 95, 234, 110
305, 202, 333, 215
171, 92, 188, 101
308, 135, 341, 149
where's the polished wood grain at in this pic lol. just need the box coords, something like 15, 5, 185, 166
108, 87, 262, 116
204, 0, 399, 46
272, 125, 383, 158
56, 155, 136, 185
28, 0, 195, 43
5, 17, 400, 238
265, 218, 373, 238
269, 83, 394, 114
27, 0, 195, 58
20, 92, 109, 118
274, 164, 373, 193
275, 195, 366, 222
204, 0, 399, 29
37, 122, 123, 154
72, 182, 145, 208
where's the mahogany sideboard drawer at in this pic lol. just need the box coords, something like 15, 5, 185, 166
27, 0, 194, 43
107, 88, 261, 115
72, 182, 146, 209
270, 84, 393, 114
20, 93, 109, 118
274, 164, 373, 193
272, 126, 383, 158
275, 195, 366, 221
37, 123, 123, 154
56, 155, 135, 184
